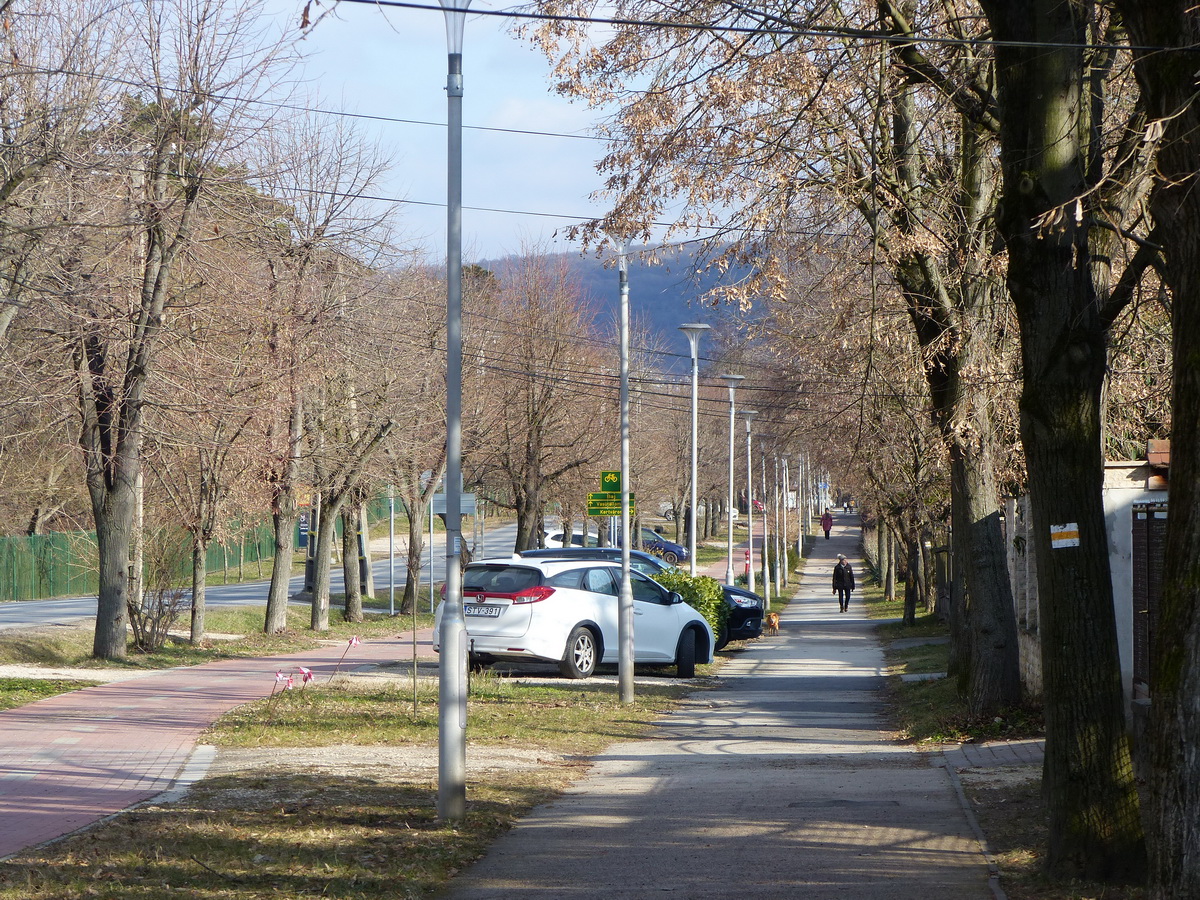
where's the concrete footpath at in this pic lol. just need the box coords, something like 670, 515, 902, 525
444, 514, 1010, 899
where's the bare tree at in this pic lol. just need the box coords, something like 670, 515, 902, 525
55, 0, 292, 660
1109, 4, 1200, 894
246, 105, 396, 632
470, 253, 609, 550
974, 0, 1149, 877
0, 0, 128, 346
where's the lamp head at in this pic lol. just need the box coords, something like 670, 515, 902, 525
678, 322, 710, 357
438, 0, 472, 55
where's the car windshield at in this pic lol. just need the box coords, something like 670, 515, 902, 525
630, 558, 664, 576
463, 565, 541, 594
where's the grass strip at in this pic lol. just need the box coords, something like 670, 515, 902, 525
0, 605, 435, 673
0, 677, 701, 899
0, 677, 100, 710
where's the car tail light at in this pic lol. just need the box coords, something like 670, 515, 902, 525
511, 585, 555, 604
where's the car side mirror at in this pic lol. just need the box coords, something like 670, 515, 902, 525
668, 591, 684, 605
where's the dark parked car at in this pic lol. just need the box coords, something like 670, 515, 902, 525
717, 585, 764, 650
518, 546, 672, 579
543, 528, 690, 565
617, 527, 689, 565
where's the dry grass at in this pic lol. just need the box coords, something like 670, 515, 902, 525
963, 770, 1146, 900
0, 672, 705, 900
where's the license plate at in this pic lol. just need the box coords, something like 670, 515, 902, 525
465, 604, 501, 618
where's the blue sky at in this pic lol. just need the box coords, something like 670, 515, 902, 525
267, 0, 614, 261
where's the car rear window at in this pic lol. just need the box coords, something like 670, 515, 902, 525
463, 565, 541, 594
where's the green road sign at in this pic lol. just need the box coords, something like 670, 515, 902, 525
600, 471, 621, 492
587, 503, 636, 516
587, 491, 635, 516
587, 491, 634, 503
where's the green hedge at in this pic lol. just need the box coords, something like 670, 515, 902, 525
653, 569, 727, 641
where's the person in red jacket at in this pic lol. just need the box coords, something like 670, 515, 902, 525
820, 509, 833, 540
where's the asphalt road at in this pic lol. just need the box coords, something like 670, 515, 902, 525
0, 521, 523, 632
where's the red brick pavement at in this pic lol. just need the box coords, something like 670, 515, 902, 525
0, 629, 436, 859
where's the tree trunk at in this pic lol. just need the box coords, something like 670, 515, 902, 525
1115, 5, 1200, 893
513, 487, 542, 552
980, 0, 1145, 878
921, 530, 937, 612
265, 394, 303, 632
264, 505, 295, 634
903, 533, 920, 626
946, 478, 971, 689
402, 500, 426, 616
311, 500, 341, 631
341, 505, 363, 623
884, 525, 895, 602
91, 491, 133, 659
190, 537, 206, 644
955, 447, 1022, 716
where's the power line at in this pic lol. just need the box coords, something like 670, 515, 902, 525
335, 0, 1192, 54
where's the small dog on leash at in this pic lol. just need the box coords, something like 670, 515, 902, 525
764, 612, 780, 635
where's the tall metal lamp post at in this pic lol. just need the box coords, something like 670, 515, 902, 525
780, 455, 790, 586
743, 409, 757, 592
436, 0, 470, 822
679, 323, 710, 576
719, 374, 743, 584
615, 241, 635, 703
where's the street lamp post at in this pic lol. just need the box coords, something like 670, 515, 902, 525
719, 375, 743, 584
436, 0, 470, 822
743, 410, 757, 593
773, 454, 783, 596
780, 455, 790, 585
759, 437, 771, 610
679, 323, 710, 577
616, 242, 635, 703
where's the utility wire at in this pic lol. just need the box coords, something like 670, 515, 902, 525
334, 0, 1192, 54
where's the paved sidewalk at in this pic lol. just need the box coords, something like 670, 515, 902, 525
444, 513, 1005, 899
0, 630, 437, 859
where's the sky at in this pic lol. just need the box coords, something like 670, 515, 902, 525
265, 0, 617, 262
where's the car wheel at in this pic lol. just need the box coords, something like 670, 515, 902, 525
715, 622, 730, 652
559, 626, 598, 679
676, 630, 697, 678
661, 550, 679, 565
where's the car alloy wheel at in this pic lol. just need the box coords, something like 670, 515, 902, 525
559, 625, 598, 678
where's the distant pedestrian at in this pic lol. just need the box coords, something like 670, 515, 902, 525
820, 509, 833, 540
833, 554, 854, 612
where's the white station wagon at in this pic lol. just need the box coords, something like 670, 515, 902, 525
433, 558, 714, 678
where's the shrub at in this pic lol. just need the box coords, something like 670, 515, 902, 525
127, 529, 191, 652
653, 569, 727, 639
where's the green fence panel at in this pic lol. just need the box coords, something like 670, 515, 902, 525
0, 531, 99, 601
2, 495, 398, 602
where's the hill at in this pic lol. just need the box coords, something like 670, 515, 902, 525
480, 247, 759, 370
